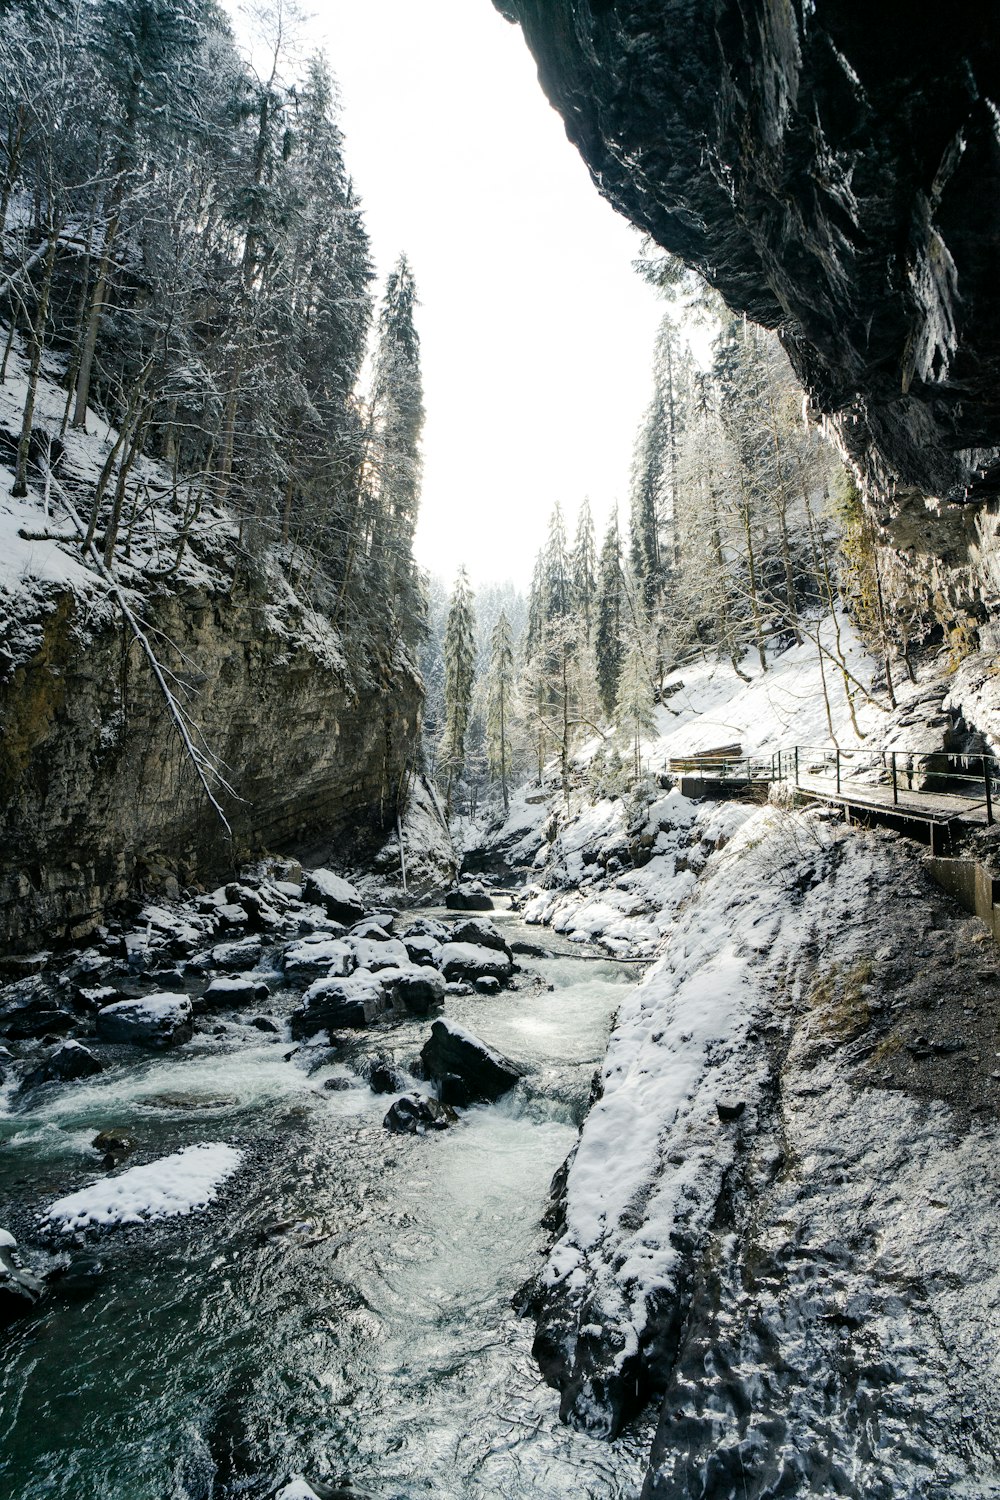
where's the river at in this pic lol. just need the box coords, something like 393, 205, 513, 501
0, 912, 651, 1499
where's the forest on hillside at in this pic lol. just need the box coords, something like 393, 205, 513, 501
424, 281, 910, 819
0, 0, 425, 664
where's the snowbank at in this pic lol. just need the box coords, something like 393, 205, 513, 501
43, 1143, 243, 1232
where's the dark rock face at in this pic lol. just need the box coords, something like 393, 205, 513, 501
494, 1, 1000, 511
420, 1018, 524, 1102
382, 1094, 458, 1134
0, 578, 420, 951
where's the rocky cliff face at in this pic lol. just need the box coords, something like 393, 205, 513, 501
0, 563, 420, 951
494, 1, 1000, 632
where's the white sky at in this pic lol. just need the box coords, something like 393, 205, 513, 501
245, 0, 667, 588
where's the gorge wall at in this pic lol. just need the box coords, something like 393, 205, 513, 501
494, 0, 1000, 640
0, 559, 420, 952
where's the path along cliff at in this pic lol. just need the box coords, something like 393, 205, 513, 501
465, 636, 1000, 1497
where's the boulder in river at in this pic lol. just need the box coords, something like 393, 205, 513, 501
0, 1232, 45, 1327
402, 934, 443, 967
347, 936, 410, 972
92, 1128, 136, 1166
200, 975, 271, 1012
383, 966, 445, 1017
383, 1094, 458, 1134
290, 974, 383, 1038
474, 976, 502, 996
281, 936, 352, 983
445, 883, 494, 912
210, 937, 263, 972
420, 1019, 524, 1103
448, 917, 511, 956
302, 870, 365, 925
349, 917, 395, 940
364, 1054, 407, 1095
439, 942, 513, 985
30, 1040, 104, 1085
95, 994, 194, 1048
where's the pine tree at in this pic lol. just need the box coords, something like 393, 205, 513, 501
572, 496, 597, 640
438, 567, 477, 814
595, 508, 626, 718
367, 253, 425, 637
484, 610, 515, 812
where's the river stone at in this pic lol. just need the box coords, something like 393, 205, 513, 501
347, 936, 410, 972
2, 1006, 77, 1040
445, 884, 494, 911
282, 936, 352, 983
420, 1019, 524, 1103
211, 937, 263, 972
365, 1054, 407, 1095
290, 974, 383, 1038
42, 1040, 103, 1082
383, 1094, 458, 1135
95, 994, 194, 1048
48, 1251, 106, 1297
302, 870, 365, 925
0, 1237, 45, 1327
92, 1128, 136, 1165
405, 917, 449, 942
386, 967, 445, 1017
439, 942, 513, 985
475, 976, 502, 996
448, 917, 511, 956
200, 975, 271, 1012
402, 934, 442, 967
349, 918, 394, 940
252, 1016, 280, 1033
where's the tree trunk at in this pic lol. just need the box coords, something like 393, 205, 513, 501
72, 208, 120, 429
12, 228, 58, 497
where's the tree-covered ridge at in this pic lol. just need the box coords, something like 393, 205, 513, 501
422, 293, 891, 818
0, 0, 425, 658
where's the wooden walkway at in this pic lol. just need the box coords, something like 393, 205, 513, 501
794, 771, 990, 823
670, 742, 999, 853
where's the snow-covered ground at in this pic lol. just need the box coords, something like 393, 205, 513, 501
42, 1143, 242, 1232
0, 341, 352, 679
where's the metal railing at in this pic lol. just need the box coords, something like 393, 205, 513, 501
782, 744, 1000, 825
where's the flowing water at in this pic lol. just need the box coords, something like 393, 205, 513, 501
0, 915, 650, 1499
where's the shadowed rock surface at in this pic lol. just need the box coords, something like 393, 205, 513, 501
494, 2, 1000, 514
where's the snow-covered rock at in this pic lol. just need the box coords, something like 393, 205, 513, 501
420, 1018, 524, 1103
42, 1143, 242, 1232
346, 935, 410, 972
439, 942, 513, 984
447, 916, 512, 956
199, 975, 270, 1011
290, 972, 385, 1036
281, 935, 352, 982
302, 869, 365, 924
95, 994, 193, 1048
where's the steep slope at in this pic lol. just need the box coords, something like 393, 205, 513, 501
0, 363, 421, 951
